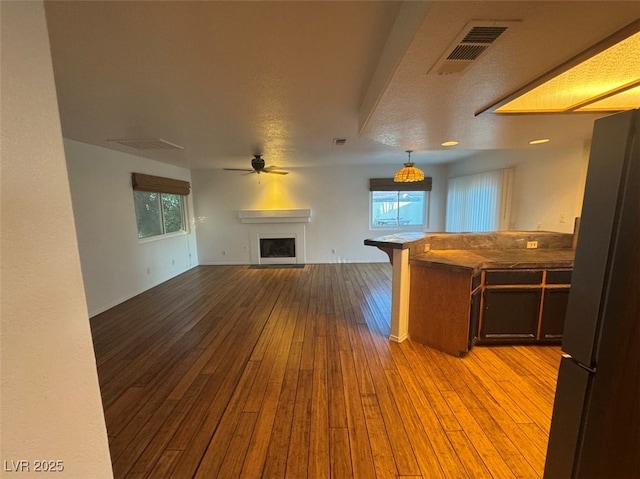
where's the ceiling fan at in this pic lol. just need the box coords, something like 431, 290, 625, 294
224, 154, 289, 175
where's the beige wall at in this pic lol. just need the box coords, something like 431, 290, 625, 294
192, 163, 448, 264
446, 145, 589, 233
0, 2, 113, 477
65, 139, 198, 317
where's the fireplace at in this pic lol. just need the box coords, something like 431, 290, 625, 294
239, 209, 311, 265
260, 237, 296, 259
255, 232, 300, 264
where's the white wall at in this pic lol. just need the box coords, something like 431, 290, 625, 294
0, 2, 113, 477
65, 139, 198, 317
446, 144, 590, 233
192, 163, 447, 264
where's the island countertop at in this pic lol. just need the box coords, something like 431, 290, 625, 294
365, 231, 575, 259
410, 248, 575, 274
364, 232, 428, 249
363, 230, 576, 345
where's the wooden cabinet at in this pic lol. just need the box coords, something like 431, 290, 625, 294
540, 269, 572, 341
408, 265, 474, 357
408, 264, 572, 356
478, 268, 572, 344
485, 270, 543, 285
540, 289, 571, 340
482, 289, 542, 341
469, 287, 482, 346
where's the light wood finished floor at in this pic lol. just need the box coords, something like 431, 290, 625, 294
90, 264, 561, 478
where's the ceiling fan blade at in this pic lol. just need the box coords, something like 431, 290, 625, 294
263, 166, 289, 175
223, 168, 254, 172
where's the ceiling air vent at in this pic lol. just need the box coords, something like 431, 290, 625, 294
106, 138, 184, 150
428, 21, 517, 75
333, 138, 347, 146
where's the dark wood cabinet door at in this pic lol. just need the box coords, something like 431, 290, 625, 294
540, 288, 570, 341
482, 289, 541, 341
469, 289, 481, 347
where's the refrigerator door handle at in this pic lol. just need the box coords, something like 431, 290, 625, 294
562, 353, 597, 373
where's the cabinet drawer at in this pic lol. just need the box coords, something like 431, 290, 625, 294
484, 270, 543, 285
546, 269, 573, 284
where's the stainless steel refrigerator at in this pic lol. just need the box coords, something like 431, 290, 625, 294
544, 109, 639, 478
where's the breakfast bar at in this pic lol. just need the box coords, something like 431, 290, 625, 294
365, 231, 576, 356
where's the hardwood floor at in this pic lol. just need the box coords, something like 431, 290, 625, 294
90, 264, 561, 478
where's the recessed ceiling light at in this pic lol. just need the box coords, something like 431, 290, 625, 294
441, 141, 459, 147
478, 21, 640, 115
529, 138, 550, 145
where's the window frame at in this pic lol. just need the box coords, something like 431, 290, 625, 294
369, 189, 431, 231
134, 190, 188, 243
368, 177, 431, 231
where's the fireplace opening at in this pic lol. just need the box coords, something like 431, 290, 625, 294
260, 237, 296, 258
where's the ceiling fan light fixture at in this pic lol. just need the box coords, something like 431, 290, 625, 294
394, 150, 425, 183
223, 154, 290, 175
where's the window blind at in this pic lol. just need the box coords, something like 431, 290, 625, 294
131, 172, 191, 196
446, 169, 512, 232
369, 177, 432, 191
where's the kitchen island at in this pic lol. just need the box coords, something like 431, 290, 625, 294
365, 231, 575, 356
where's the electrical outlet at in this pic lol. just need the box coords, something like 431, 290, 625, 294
424, 243, 431, 253
526, 241, 538, 249
559, 213, 566, 224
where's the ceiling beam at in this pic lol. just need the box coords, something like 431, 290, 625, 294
358, 1, 431, 136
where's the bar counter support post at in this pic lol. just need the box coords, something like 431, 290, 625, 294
390, 248, 410, 342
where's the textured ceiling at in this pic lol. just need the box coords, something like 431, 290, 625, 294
43, 1, 640, 170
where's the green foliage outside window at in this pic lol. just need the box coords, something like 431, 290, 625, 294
134, 191, 185, 239
161, 194, 184, 233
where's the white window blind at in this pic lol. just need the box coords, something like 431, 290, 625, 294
446, 168, 512, 232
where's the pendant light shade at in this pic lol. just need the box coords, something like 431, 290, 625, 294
393, 150, 425, 182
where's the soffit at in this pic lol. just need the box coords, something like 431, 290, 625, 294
44, 1, 640, 170
362, 1, 640, 151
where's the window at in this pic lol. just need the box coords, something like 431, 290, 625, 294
369, 177, 432, 229
131, 172, 191, 240
371, 190, 426, 227
446, 168, 512, 232
134, 191, 186, 239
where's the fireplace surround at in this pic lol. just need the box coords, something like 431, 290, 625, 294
239, 209, 311, 265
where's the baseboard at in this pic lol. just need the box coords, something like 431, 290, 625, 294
197, 261, 250, 266
389, 332, 409, 343
198, 260, 389, 265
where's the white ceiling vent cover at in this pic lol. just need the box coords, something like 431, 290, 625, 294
428, 20, 517, 75
107, 138, 184, 150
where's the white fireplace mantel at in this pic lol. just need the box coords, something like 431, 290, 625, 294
241, 209, 310, 264
238, 209, 311, 224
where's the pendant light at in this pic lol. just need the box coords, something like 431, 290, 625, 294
393, 150, 425, 182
